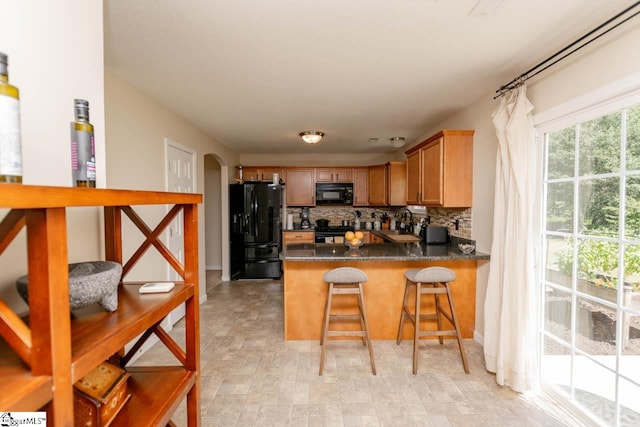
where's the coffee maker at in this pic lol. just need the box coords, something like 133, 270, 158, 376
300, 207, 311, 229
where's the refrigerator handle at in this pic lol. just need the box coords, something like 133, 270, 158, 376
252, 188, 258, 237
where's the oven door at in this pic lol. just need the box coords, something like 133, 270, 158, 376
315, 232, 345, 244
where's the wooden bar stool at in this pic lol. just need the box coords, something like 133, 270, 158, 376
396, 266, 469, 374
319, 267, 376, 375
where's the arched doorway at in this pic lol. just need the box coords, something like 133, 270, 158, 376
204, 154, 230, 289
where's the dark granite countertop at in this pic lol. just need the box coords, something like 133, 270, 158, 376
281, 241, 490, 262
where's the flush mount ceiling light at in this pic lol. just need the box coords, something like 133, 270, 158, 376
299, 131, 324, 144
390, 137, 406, 148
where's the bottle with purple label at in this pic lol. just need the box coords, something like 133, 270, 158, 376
70, 98, 95, 187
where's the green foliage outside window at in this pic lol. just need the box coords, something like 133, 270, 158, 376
549, 105, 640, 292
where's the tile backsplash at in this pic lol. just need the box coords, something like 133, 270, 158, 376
285, 206, 472, 239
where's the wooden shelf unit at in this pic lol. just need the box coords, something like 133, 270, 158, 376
0, 184, 202, 426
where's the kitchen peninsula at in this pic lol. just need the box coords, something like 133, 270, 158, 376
281, 238, 489, 340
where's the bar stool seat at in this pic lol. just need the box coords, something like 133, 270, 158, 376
396, 266, 469, 375
319, 267, 376, 375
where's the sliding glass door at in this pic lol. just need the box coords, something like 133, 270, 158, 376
539, 101, 640, 426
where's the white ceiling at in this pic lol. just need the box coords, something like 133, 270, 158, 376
104, 0, 636, 154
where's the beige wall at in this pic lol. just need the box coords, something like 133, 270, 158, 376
408, 24, 640, 341
105, 72, 239, 300
0, 1, 104, 311
205, 155, 223, 269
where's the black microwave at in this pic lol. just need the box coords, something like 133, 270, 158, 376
315, 183, 353, 205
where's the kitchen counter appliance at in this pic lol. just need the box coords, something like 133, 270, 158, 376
230, 182, 282, 279
315, 183, 353, 205
315, 225, 354, 243
419, 225, 449, 245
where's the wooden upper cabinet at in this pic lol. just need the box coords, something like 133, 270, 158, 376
406, 150, 421, 205
368, 162, 406, 206
404, 130, 474, 207
240, 167, 284, 183
285, 168, 315, 206
261, 167, 284, 183
387, 161, 406, 206
315, 168, 352, 183
352, 168, 368, 206
368, 164, 387, 206
241, 167, 260, 181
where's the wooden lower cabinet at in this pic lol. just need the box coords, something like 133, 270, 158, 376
283, 231, 315, 245
283, 260, 477, 340
0, 185, 202, 426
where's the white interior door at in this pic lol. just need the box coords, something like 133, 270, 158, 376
166, 139, 196, 325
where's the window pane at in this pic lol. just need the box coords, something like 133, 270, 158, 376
578, 177, 619, 235
626, 176, 640, 240
548, 127, 575, 179
618, 377, 640, 425
546, 235, 572, 287
573, 355, 617, 426
544, 286, 572, 342
575, 296, 617, 356
579, 112, 621, 176
575, 237, 620, 287
541, 338, 571, 399
628, 104, 640, 172
547, 181, 573, 232
623, 244, 640, 299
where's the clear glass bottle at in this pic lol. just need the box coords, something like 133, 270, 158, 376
70, 99, 95, 187
0, 52, 22, 183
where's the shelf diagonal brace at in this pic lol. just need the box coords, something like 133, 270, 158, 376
120, 205, 185, 280
119, 320, 162, 368
0, 209, 25, 256
0, 298, 32, 366
154, 325, 187, 366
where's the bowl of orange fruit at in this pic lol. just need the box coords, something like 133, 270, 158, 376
344, 231, 365, 250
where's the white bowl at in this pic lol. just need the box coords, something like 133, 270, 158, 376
458, 243, 476, 254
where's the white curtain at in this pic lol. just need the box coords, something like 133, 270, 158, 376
484, 85, 538, 392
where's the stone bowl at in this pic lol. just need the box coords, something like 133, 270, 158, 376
16, 261, 123, 312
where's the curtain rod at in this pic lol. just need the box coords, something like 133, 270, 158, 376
494, 1, 640, 99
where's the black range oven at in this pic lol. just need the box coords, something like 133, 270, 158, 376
315, 225, 354, 243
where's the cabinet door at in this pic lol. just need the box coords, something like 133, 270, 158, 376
368, 165, 387, 206
405, 150, 421, 205
286, 168, 315, 206
352, 168, 368, 206
370, 234, 385, 244
282, 231, 315, 245
315, 168, 334, 182
242, 167, 261, 181
387, 162, 406, 206
421, 137, 444, 206
334, 168, 352, 182
261, 167, 284, 183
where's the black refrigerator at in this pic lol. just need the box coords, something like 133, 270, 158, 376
229, 182, 282, 279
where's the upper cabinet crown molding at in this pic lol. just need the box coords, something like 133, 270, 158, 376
405, 130, 474, 207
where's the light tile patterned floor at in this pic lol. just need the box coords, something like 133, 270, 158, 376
133, 275, 581, 426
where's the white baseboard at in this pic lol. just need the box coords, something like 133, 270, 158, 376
206, 264, 222, 270
474, 330, 484, 346
221, 274, 230, 281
